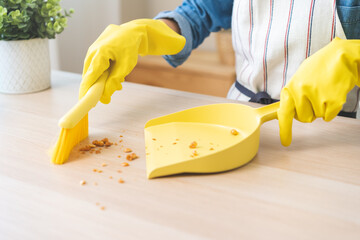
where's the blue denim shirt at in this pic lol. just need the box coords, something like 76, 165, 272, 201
155, 0, 360, 67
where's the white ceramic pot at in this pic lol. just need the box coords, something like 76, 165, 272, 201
0, 38, 51, 94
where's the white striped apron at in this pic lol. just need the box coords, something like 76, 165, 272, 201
227, 0, 360, 113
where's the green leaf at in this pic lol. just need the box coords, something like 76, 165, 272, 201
0, 7, 8, 16
0, 0, 73, 40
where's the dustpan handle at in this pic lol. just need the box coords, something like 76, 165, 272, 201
254, 101, 280, 124
58, 71, 109, 129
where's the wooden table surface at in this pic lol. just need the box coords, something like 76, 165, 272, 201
1, 71, 359, 240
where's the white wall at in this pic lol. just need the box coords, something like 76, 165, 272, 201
51, 0, 216, 73
51, 0, 121, 73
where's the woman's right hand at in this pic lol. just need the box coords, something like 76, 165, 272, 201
79, 19, 186, 104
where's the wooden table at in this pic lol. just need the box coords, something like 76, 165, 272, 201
1, 71, 359, 239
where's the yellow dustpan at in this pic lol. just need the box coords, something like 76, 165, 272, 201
144, 101, 280, 179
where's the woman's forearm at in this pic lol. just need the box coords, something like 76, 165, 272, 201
159, 18, 181, 34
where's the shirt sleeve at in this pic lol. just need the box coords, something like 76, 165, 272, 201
336, 0, 360, 39
154, 0, 233, 67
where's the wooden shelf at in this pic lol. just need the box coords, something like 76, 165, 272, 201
126, 50, 236, 97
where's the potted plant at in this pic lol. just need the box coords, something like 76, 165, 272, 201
0, 0, 73, 94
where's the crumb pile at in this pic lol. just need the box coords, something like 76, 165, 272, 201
78, 134, 139, 211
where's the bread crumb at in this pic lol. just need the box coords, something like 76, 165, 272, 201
92, 140, 104, 147
124, 148, 132, 153
118, 178, 125, 183
126, 153, 138, 161
81, 138, 114, 152
101, 163, 108, 167
79, 145, 92, 151
190, 150, 199, 158
80, 180, 86, 185
121, 162, 129, 167
231, 129, 239, 135
189, 141, 198, 148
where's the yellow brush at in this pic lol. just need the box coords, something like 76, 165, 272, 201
51, 71, 109, 164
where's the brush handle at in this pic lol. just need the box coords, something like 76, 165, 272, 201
58, 71, 109, 129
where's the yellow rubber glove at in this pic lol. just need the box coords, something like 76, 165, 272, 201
278, 37, 360, 146
80, 19, 186, 103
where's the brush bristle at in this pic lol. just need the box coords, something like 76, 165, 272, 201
51, 114, 89, 164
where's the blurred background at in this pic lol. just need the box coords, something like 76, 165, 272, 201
50, 0, 217, 73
